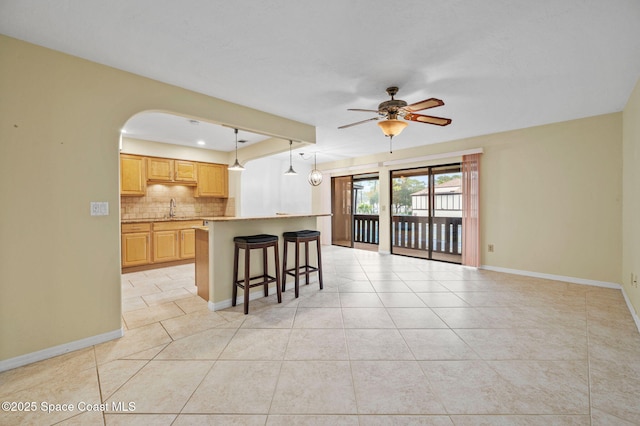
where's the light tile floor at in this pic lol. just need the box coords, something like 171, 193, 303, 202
2, 246, 640, 425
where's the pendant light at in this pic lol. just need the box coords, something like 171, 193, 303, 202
284, 140, 297, 175
307, 152, 323, 186
228, 128, 245, 171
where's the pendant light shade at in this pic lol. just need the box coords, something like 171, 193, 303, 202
307, 153, 323, 186
228, 128, 245, 171
228, 158, 244, 171
284, 140, 297, 175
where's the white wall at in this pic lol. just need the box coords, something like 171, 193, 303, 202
240, 156, 312, 216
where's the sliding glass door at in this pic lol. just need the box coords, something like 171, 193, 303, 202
331, 174, 380, 249
390, 164, 462, 263
331, 176, 353, 247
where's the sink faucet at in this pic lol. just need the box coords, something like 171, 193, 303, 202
169, 198, 176, 218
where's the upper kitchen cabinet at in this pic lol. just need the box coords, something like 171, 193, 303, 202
195, 163, 228, 198
147, 157, 197, 184
175, 160, 197, 182
120, 154, 146, 196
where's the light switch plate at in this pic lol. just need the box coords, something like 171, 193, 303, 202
90, 202, 109, 216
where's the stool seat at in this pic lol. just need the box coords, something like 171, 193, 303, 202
232, 234, 281, 314
283, 230, 320, 238
234, 234, 278, 244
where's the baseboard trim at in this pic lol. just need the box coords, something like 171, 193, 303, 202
621, 286, 640, 333
480, 265, 621, 289
0, 328, 123, 373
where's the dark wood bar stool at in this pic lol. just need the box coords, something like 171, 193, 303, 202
232, 234, 282, 314
282, 230, 323, 298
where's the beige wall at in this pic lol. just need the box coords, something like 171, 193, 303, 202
318, 113, 623, 286
0, 33, 634, 365
623, 78, 640, 317
0, 35, 315, 363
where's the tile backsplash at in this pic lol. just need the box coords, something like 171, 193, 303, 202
121, 184, 234, 220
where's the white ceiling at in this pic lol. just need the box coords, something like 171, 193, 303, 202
2, 1, 640, 163
124, 112, 271, 152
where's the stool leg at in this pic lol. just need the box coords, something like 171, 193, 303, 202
316, 237, 323, 290
282, 239, 288, 292
232, 244, 239, 306
294, 239, 300, 298
304, 240, 310, 285
243, 246, 250, 315
263, 247, 269, 297
274, 243, 282, 303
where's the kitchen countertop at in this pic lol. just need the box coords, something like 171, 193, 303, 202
201, 213, 331, 222
121, 217, 209, 224
122, 214, 331, 224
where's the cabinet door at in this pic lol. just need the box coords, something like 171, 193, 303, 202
175, 160, 197, 182
120, 154, 146, 196
147, 158, 174, 181
196, 163, 228, 198
122, 232, 150, 267
153, 230, 179, 263
180, 228, 196, 258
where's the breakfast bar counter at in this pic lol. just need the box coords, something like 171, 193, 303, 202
196, 213, 330, 310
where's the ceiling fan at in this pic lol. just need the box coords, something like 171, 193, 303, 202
338, 86, 451, 152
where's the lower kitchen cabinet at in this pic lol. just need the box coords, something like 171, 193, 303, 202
180, 228, 196, 258
153, 230, 180, 263
121, 223, 151, 267
122, 220, 202, 270
152, 220, 202, 263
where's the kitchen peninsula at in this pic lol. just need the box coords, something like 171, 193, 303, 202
196, 213, 331, 310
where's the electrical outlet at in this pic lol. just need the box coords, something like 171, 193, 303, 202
634, 273, 638, 288
488, 244, 494, 252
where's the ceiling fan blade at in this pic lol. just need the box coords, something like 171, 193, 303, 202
338, 117, 379, 129
347, 108, 381, 113
404, 98, 444, 112
404, 113, 452, 126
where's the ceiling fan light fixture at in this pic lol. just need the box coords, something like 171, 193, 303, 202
377, 119, 408, 138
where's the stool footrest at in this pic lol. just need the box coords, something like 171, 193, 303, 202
234, 274, 278, 290
284, 265, 319, 278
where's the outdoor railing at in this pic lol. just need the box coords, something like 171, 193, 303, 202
353, 214, 379, 244
354, 214, 462, 255
391, 215, 462, 255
